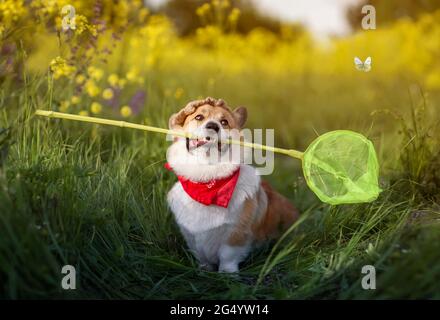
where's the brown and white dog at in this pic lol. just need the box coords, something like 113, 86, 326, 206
166, 97, 298, 273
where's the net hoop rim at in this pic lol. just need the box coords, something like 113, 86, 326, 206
302, 130, 380, 205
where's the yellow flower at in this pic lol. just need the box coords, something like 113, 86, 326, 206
125, 69, 144, 84
228, 8, 241, 24
75, 74, 86, 85
0, 0, 26, 24
59, 100, 70, 112
120, 105, 132, 118
138, 7, 150, 23
72, 14, 97, 36
87, 66, 104, 81
55, 16, 62, 30
71, 95, 80, 104
91, 102, 102, 114
126, 69, 138, 82
174, 87, 184, 99
102, 88, 114, 100
49, 56, 75, 79
85, 79, 100, 97
196, 3, 211, 17
118, 79, 127, 88
79, 110, 89, 116
108, 74, 119, 87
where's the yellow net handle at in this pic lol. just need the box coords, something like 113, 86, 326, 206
35, 110, 304, 160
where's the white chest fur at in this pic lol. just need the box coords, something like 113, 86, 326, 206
167, 165, 260, 234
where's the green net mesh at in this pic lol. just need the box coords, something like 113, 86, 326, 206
302, 130, 381, 205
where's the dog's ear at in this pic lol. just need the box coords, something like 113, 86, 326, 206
233, 107, 247, 129
169, 101, 201, 130
169, 113, 183, 131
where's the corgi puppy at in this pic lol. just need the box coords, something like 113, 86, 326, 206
166, 97, 298, 273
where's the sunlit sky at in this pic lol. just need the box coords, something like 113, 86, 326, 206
147, 0, 362, 36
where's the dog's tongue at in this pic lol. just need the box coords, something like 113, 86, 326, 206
190, 139, 208, 148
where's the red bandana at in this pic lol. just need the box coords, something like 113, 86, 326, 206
165, 163, 240, 208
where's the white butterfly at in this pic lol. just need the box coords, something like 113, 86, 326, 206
354, 56, 372, 72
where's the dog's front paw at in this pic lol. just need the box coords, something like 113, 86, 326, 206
218, 262, 239, 273
199, 263, 216, 272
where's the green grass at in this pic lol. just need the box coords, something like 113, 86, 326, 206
1, 74, 440, 299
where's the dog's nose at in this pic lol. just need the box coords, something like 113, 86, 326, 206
205, 121, 220, 133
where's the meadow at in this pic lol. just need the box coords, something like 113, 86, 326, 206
1, 1, 440, 299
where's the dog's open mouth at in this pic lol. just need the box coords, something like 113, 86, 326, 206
186, 137, 222, 151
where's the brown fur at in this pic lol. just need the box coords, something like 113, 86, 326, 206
252, 181, 299, 241
228, 181, 299, 246
228, 198, 256, 246
183, 104, 238, 129
169, 97, 247, 131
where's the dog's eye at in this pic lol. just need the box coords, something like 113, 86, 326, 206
195, 114, 204, 121
220, 119, 229, 127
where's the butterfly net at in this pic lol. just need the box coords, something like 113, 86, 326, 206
302, 130, 381, 205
